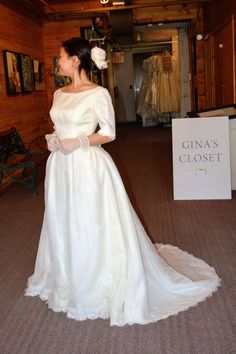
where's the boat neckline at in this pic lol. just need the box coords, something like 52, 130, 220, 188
58, 86, 100, 94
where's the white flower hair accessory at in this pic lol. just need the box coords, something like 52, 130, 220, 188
91, 46, 108, 70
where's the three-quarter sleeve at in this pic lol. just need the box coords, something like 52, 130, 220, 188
94, 88, 116, 140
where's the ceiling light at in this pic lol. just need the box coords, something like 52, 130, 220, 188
112, 0, 125, 5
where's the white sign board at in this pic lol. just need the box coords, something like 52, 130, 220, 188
172, 117, 231, 200
229, 118, 236, 190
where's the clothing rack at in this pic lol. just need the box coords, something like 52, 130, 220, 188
151, 50, 175, 56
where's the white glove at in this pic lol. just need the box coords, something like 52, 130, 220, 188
60, 135, 90, 154
45, 133, 60, 152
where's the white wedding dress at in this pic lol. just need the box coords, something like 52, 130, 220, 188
25, 86, 220, 326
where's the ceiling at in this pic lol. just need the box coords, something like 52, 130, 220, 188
46, 0, 92, 3
45, 0, 212, 20
2, 0, 211, 46
44, 0, 209, 4
42, 0, 211, 9
3, 0, 212, 22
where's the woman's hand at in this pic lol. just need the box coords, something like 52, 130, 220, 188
59, 138, 81, 154
59, 133, 113, 154
45, 133, 60, 152
60, 135, 90, 154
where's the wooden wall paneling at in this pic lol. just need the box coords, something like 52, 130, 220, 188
44, 0, 98, 13
203, 0, 236, 34
188, 21, 195, 111
203, 0, 235, 107
204, 35, 214, 107
195, 43, 206, 110
134, 5, 198, 23
0, 4, 51, 144
213, 17, 234, 106
187, 9, 206, 111
195, 6, 207, 110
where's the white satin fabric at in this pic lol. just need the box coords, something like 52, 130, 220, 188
25, 86, 220, 326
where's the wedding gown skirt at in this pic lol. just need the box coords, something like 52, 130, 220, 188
25, 87, 220, 326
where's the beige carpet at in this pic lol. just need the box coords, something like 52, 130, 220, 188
0, 124, 235, 354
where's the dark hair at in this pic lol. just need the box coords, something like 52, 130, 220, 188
62, 37, 92, 73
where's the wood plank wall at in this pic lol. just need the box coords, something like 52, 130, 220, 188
203, 0, 236, 34
194, 9, 206, 110
0, 5, 50, 142
203, 0, 236, 106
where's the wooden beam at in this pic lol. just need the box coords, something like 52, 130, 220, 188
45, 0, 211, 20
38, 0, 56, 12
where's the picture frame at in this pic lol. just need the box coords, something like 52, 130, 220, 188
3, 50, 22, 95
33, 60, 45, 91
53, 57, 71, 87
19, 54, 34, 92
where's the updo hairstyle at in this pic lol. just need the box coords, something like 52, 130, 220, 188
62, 37, 92, 73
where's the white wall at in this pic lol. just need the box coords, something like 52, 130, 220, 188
113, 50, 136, 122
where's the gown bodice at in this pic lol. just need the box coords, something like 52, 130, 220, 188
50, 86, 116, 140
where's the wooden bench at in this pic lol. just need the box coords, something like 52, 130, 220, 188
0, 127, 49, 196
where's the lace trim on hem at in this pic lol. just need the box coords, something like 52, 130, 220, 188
155, 243, 222, 283
25, 277, 221, 327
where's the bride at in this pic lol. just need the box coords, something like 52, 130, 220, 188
25, 37, 220, 327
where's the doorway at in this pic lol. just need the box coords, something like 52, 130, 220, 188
133, 44, 172, 109
112, 22, 191, 123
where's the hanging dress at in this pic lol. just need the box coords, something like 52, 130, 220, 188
136, 59, 150, 117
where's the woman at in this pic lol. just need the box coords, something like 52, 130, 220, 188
25, 38, 220, 326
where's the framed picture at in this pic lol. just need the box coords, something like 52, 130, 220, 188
33, 60, 45, 91
53, 57, 71, 87
19, 54, 34, 92
3, 50, 22, 94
